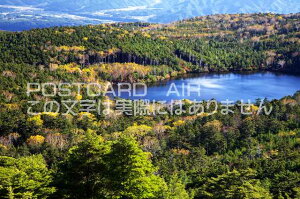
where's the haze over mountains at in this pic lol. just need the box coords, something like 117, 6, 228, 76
0, 0, 299, 31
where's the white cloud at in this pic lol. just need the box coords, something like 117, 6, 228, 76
47, 13, 88, 20
95, 6, 148, 13
130, 15, 156, 21
151, 0, 162, 6
0, 5, 42, 11
107, 6, 148, 12
41, 13, 113, 22
93, 5, 161, 16
92, 12, 112, 17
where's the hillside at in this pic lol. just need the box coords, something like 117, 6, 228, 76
0, 13, 300, 199
0, 13, 299, 79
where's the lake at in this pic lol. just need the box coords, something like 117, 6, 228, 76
112, 72, 300, 102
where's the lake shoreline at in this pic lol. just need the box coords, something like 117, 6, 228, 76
109, 71, 300, 102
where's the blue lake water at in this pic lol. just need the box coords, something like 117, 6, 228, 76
112, 72, 300, 102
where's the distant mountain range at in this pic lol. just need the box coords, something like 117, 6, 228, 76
1, 0, 299, 31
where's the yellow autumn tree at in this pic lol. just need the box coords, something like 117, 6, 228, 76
59, 63, 81, 73
27, 115, 43, 127
98, 63, 151, 82
124, 124, 153, 140
56, 46, 86, 52
75, 94, 83, 101
173, 120, 185, 127
27, 135, 45, 146
78, 112, 96, 121
203, 120, 222, 131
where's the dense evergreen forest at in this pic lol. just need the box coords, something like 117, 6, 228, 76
0, 13, 300, 198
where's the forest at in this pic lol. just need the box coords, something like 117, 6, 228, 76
0, 13, 299, 198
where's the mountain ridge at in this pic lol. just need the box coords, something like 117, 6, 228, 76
0, 0, 299, 31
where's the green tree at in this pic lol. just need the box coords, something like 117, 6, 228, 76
165, 174, 191, 199
0, 155, 55, 199
198, 169, 272, 199
56, 131, 110, 198
271, 171, 300, 199
57, 131, 167, 199
105, 136, 167, 199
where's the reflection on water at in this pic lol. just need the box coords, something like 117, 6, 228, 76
111, 72, 300, 102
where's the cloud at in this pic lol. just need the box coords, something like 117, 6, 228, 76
45, 13, 89, 20
0, 5, 42, 11
100, 6, 148, 12
92, 12, 112, 17
41, 13, 113, 22
151, 0, 162, 6
93, 5, 161, 17
130, 15, 156, 21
